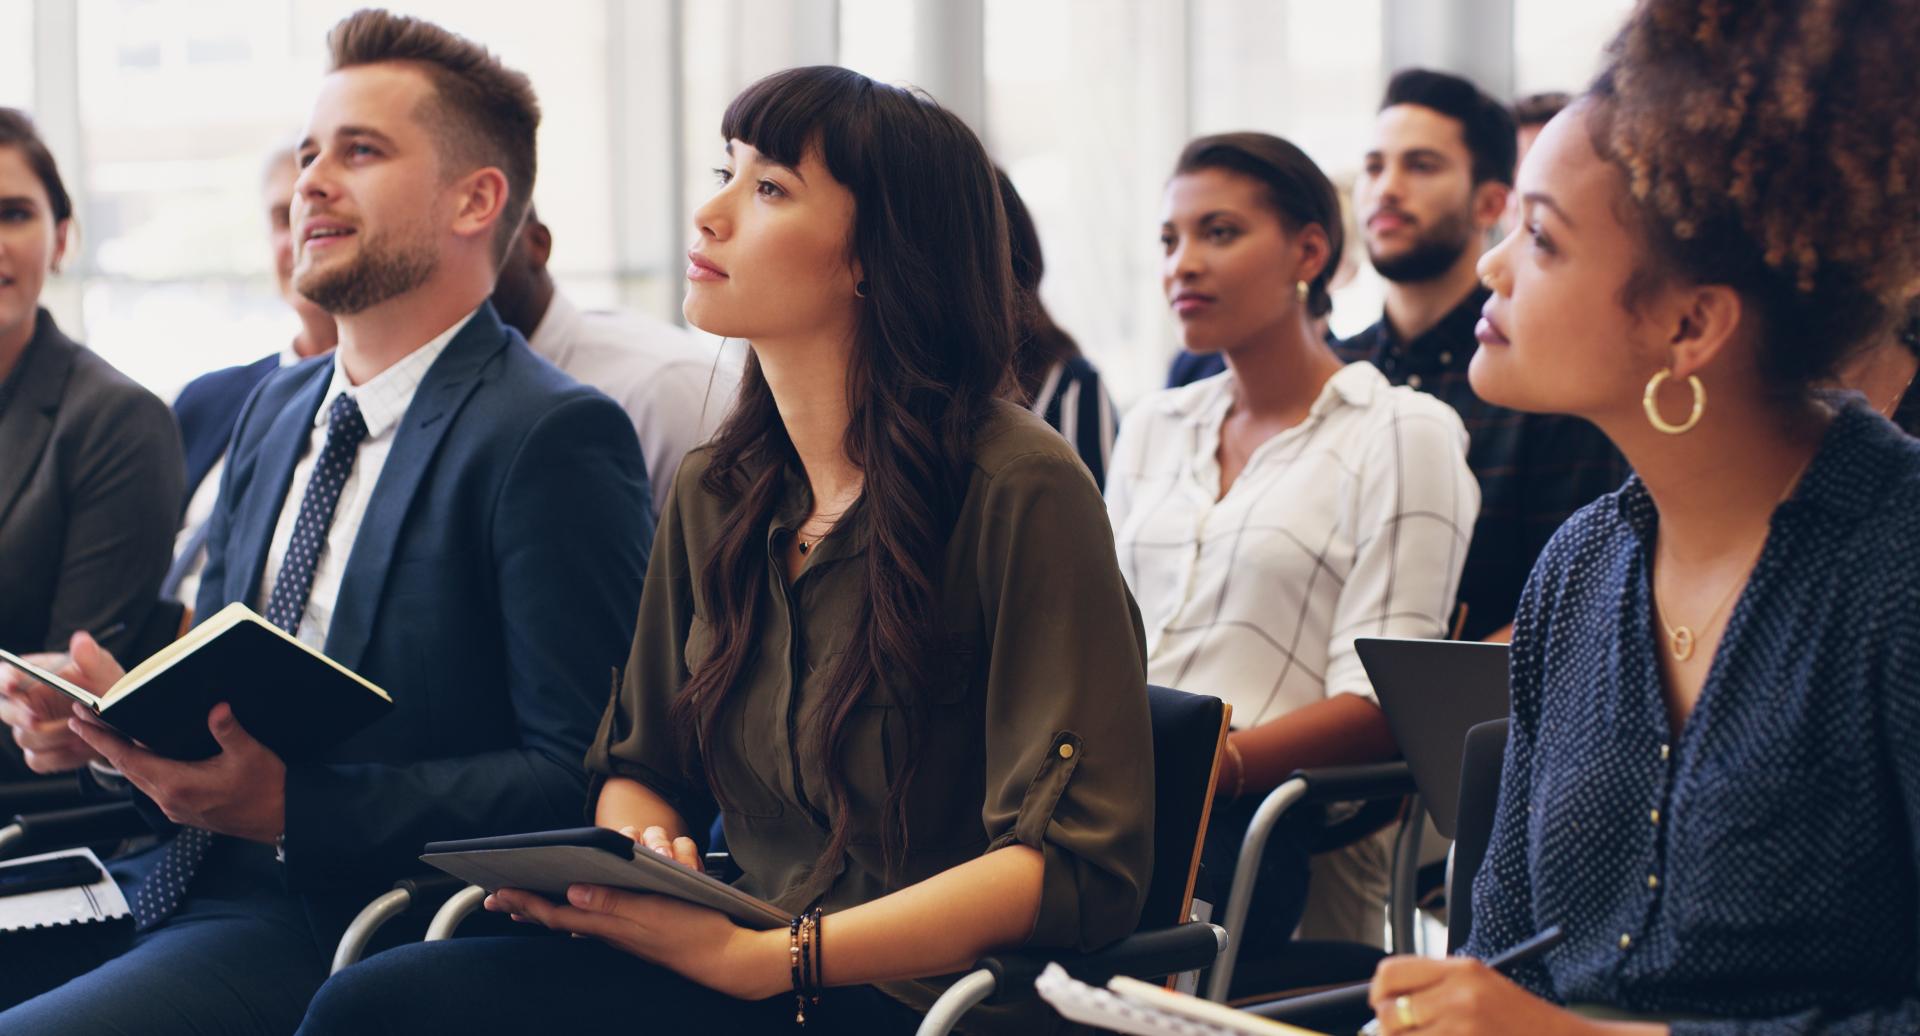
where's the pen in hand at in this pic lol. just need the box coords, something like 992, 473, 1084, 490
91, 622, 128, 646
1358, 927, 1565, 1036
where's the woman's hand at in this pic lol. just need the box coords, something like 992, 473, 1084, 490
1369, 957, 1654, 1036
484, 884, 789, 1001
0, 636, 121, 773
629, 823, 704, 871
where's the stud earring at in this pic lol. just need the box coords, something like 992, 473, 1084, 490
855, 280, 869, 299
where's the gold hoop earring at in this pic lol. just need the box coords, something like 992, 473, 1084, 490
1295, 281, 1309, 304
1643, 369, 1705, 435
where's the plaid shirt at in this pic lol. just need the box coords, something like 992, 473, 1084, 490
1336, 287, 1628, 639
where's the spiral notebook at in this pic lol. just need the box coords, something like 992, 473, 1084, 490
0, 849, 130, 932
1035, 963, 1330, 1036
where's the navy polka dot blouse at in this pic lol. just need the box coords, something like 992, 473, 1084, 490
1463, 402, 1920, 1032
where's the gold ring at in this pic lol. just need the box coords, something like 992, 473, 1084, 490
1394, 994, 1419, 1029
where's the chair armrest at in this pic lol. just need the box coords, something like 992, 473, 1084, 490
331, 871, 476, 974
391, 870, 467, 905
1242, 977, 1373, 1032
978, 923, 1226, 1005
1289, 762, 1415, 805
7, 801, 149, 855
0, 773, 96, 815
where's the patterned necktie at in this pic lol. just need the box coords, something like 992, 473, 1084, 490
132, 393, 368, 931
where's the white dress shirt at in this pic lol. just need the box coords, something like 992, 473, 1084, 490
254, 310, 474, 650
1106, 361, 1478, 728
169, 343, 310, 608
526, 290, 739, 512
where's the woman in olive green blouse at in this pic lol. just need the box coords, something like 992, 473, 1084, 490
298, 65, 1154, 1036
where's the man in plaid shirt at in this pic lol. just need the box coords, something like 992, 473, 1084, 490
1342, 70, 1627, 642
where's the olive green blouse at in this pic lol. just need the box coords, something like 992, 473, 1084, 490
585, 401, 1154, 1027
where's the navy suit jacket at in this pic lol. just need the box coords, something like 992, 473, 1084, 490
172, 353, 279, 506
179, 303, 652, 942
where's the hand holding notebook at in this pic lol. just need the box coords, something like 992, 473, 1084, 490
0, 602, 393, 762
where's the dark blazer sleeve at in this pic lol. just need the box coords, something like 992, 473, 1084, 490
172, 354, 277, 504
281, 393, 653, 889
46, 371, 185, 659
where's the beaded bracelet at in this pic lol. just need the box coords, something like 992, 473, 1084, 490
789, 908, 825, 1024
787, 914, 806, 1024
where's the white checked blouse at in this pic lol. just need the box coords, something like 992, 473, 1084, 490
1106, 361, 1478, 727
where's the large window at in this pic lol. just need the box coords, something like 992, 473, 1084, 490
986, 0, 1385, 402
0, 1, 31, 108
38, 0, 679, 401
1514, 0, 1636, 97
12, 0, 1633, 405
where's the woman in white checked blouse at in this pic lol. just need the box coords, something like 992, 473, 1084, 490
1106, 133, 1478, 952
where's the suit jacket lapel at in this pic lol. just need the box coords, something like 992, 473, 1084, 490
0, 316, 76, 530
227, 364, 330, 611
325, 306, 508, 671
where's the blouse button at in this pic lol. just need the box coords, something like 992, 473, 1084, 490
1649, 809, 1661, 825
1659, 744, 1670, 761
1619, 933, 1632, 950
1647, 874, 1660, 889
1058, 743, 1075, 760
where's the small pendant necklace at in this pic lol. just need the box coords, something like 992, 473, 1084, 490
1654, 455, 1814, 662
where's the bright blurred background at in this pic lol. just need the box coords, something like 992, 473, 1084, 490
0, 0, 1632, 407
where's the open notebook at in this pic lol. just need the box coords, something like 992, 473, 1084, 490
1036, 964, 1331, 1036
0, 602, 392, 761
0, 848, 129, 933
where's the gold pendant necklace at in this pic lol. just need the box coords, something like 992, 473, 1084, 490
1654, 454, 1814, 662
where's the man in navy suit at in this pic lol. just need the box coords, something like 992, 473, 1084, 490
166, 145, 340, 605
0, 11, 652, 1034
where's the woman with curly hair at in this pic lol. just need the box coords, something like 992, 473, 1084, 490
1366, 0, 1920, 1033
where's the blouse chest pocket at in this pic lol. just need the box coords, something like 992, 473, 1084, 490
841, 649, 978, 848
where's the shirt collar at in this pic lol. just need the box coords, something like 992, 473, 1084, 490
1613, 398, 1901, 541
765, 456, 872, 572
1374, 285, 1489, 362
315, 307, 477, 440
525, 290, 581, 368
1180, 358, 1384, 428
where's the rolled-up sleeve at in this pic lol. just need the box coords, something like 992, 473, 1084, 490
583, 455, 717, 843
975, 451, 1154, 952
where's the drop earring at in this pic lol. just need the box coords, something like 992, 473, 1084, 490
1295, 281, 1309, 304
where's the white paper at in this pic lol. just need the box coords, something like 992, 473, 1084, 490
0, 848, 129, 932
1035, 963, 1329, 1036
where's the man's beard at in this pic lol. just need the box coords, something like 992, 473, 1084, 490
1368, 207, 1475, 284
296, 228, 436, 316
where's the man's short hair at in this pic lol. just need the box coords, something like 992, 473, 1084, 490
1512, 91, 1572, 130
1380, 68, 1518, 187
327, 8, 540, 265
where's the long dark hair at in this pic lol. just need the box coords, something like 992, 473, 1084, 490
998, 168, 1083, 404
669, 66, 1015, 879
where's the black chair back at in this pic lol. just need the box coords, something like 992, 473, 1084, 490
1141, 685, 1229, 928
1446, 717, 1509, 954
